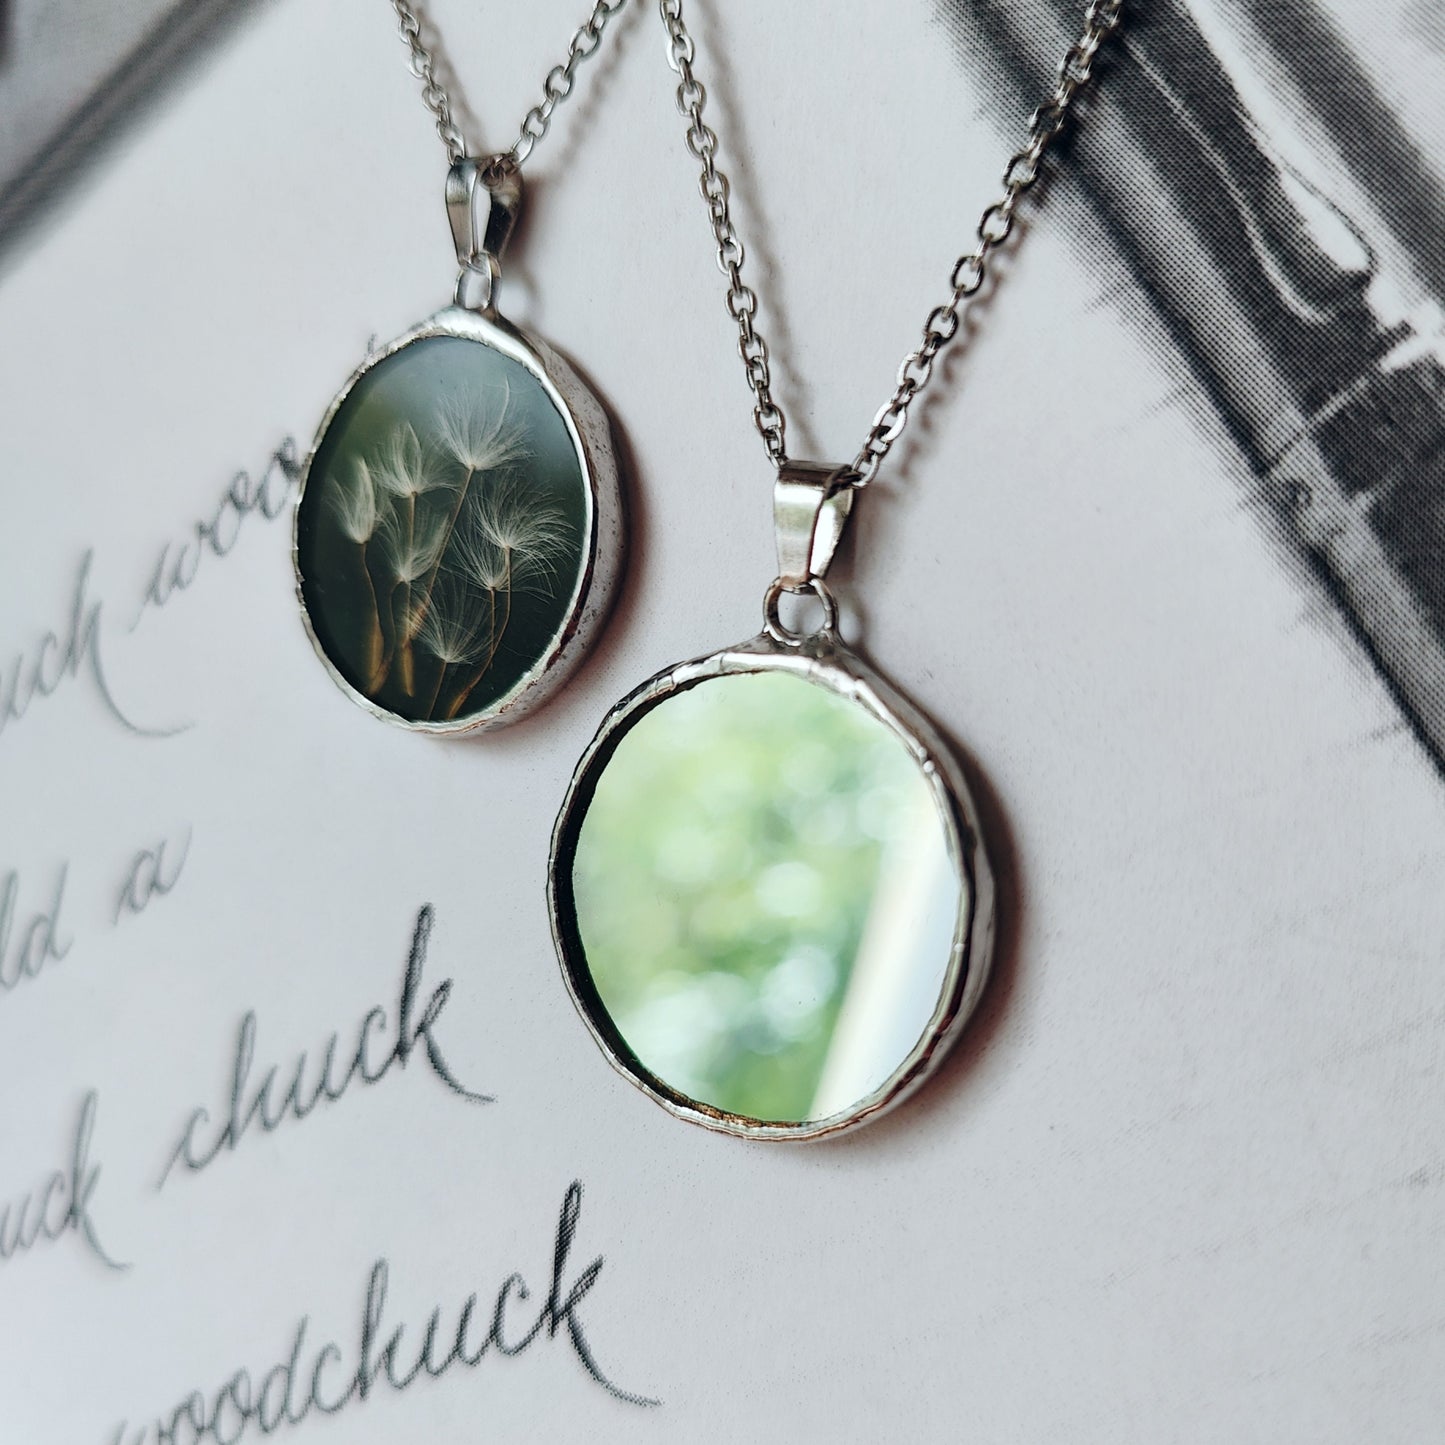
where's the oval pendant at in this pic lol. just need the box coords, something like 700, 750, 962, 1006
293, 305, 620, 732
548, 627, 994, 1140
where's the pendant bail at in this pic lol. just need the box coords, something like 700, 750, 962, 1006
447, 155, 523, 312
772, 462, 857, 591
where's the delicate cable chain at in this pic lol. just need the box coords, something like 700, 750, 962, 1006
660, 0, 1123, 484
659, 1, 787, 465
391, 0, 629, 167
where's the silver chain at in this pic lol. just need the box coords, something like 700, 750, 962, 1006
391, 0, 629, 167
659, 0, 1123, 485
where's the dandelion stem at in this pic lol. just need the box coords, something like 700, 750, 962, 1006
422, 658, 452, 720
387, 582, 407, 680
397, 495, 417, 695
446, 551, 513, 719
355, 541, 385, 690
414, 465, 478, 636
366, 537, 397, 687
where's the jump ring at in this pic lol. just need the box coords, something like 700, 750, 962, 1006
763, 577, 839, 645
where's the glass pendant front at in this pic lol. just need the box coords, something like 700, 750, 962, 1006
549, 632, 994, 1140
294, 306, 619, 732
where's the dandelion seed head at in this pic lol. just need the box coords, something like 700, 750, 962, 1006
371, 422, 450, 501
436, 384, 531, 474
414, 574, 492, 666
331, 456, 381, 543
377, 506, 448, 585
453, 520, 510, 592
473, 475, 572, 595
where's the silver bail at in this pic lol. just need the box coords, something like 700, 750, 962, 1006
773, 462, 857, 590
447, 155, 523, 312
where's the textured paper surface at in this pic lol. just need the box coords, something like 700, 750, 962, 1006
1, 1, 1443, 1440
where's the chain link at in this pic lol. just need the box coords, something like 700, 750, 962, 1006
660, 0, 787, 465
660, 0, 1123, 484
391, 0, 629, 167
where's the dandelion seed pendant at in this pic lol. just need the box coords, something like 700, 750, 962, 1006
293, 158, 621, 732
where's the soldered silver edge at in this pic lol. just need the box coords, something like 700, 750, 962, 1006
548, 629, 996, 1142
292, 304, 622, 735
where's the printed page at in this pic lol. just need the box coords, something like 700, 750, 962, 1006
1, 2, 1442, 1441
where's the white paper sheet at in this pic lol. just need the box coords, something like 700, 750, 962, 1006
2, 1, 1443, 1440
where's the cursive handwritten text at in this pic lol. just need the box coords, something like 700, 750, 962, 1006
0, 439, 299, 748
135, 441, 298, 619
108, 1180, 655, 1443
0, 1091, 126, 1273
114, 831, 192, 925
0, 554, 149, 741
0, 864, 71, 996
160, 906, 489, 1185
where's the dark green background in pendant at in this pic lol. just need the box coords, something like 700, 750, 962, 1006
297, 335, 589, 723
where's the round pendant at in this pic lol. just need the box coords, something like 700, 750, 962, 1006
548, 628, 994, 1140
293, 305, 620, 732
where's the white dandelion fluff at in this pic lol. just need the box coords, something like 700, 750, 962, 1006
436, 384, 531, 474
371, 422, 451, 501
376, 505, 448, 585
330, 456, 381, 543
451, 515, 510, 593
471, 475, 571, 594
414, 574, 492, 667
